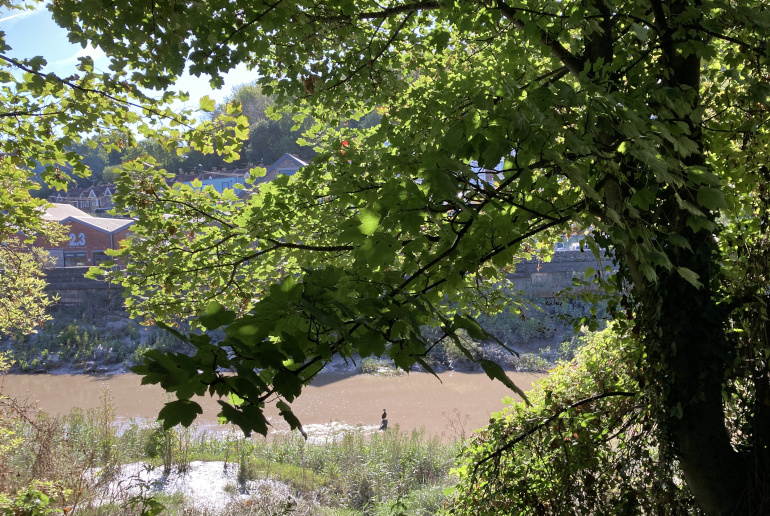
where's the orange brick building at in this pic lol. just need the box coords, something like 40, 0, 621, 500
39, 203, 134, 267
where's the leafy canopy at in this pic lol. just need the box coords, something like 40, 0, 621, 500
57, 0, 770, 512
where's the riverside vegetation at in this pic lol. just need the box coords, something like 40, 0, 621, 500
1, 295, 190, 374
2, 292, 605, 376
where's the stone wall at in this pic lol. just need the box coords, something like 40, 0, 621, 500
43, 267, 123, 305
509, 250, 615, 297
41, 251, 615, 305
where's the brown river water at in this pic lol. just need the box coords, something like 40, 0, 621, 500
1, 371, 544, 440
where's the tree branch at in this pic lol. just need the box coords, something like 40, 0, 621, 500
473, 390, 637, 474
0, 54, 191, 127
316, 1, 441, 22
324, 10, 415, 91
496, 1, 585, 76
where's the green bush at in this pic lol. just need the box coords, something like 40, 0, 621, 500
557, 333, 588, 362
244, 428, 457, 511
0, 481, 68, 516
3, 314, 189, 372
512, 352, 551, 372
448, 325, 698, 515
373, 485, 449, 516
361, 357, 400, 376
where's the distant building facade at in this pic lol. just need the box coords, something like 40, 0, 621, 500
48, 183, 115, 215
258, 153, 308, 184
48, 155, 310, 212
176, 167, 252, 194
40, 154, 310, 267
38, 203, 133, 267
177, 154, 309, 194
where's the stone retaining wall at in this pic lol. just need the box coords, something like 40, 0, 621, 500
509, 251, 615, 297
42, 251, 615, 304
43, 267, 123, 305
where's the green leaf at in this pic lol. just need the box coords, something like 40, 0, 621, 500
199, 95, 216, 112
358, 208, 380, 235
630, 188, 656, 211
273, 369, 303, 402
218, 402, 270, 436
199, 301, 237, 330
676, 267, 703, 288
276, 400, 306, 437
156, 321, 190, 343
442, 121, 465, 149
158, 399, 203, 429
414, 355, 440, 379
142, 499, 166, 516
686, 215, 716, 233
631, 23, 649, 42
606, 226, 629, 245
667, 234, 692, 250
696, 187, 727, 211
358, 330, 387, 357
453, 315, 487, 341
479, 360, 530, 405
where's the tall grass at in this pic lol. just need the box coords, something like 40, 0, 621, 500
237, 426, 457, 511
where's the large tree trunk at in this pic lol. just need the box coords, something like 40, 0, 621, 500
655, 255, 746, 514
637, 2, 766, 512
651, 231, 770, 514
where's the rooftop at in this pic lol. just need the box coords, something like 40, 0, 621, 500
42, 203, 91, 221
61, 215, 134, 233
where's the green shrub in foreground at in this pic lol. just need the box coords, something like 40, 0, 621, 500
448, 325, 698, 515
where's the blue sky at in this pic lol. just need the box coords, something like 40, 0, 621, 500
0, 4, 258, 107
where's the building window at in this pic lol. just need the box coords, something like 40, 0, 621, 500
63, 251, 87, 267
92, 251, 113, 266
